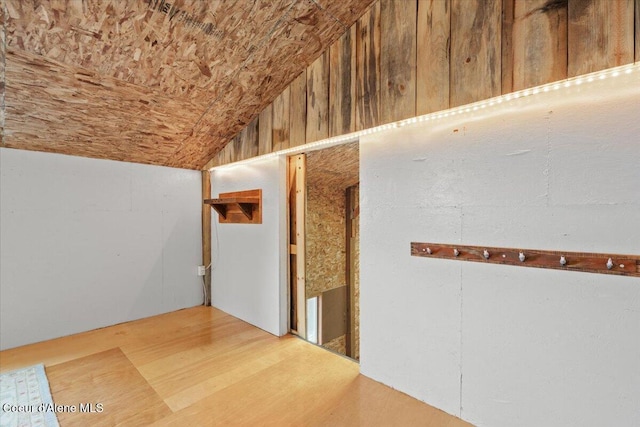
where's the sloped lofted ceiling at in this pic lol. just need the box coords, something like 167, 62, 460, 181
0, 0, 373, 169
307, 142, 359, 190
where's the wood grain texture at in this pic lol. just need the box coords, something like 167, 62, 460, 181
502, 0, 515, 93
0, 307, 471, 426
290, 70, 307, 147
345, 183, 360, 360
218, 142, 235, 167
351, 184, 360, 361
2, 0, 374, 169
306, 142, 360, 190
417, 0, 451, 115
316, 0, 378, 26
306, 51, 330, 142
636, 0, 640, 61
306, 143, 359, 357
272, 85, 291, 151
288, 156, 299, 332
450, 0, 502, 107
329, 26, 357, 136
306, 178, 348, 300
3, 48, 200, 165
47, 348, 172, 427
323, 334, 348, 354
258, 103, 273, 155
356, 2, 381, 130
240, 116, 259, 161
177, 0, 343, 167
380, 0, 417, 123
232, 133, 242, 163
512, 0, 568, 91
201, 171, 211, 305
568, 0, 635, 77
294, 154, 307, 339
206, 189, 262, 224
209, 0, 638, 168
411, 242, 640, 277
4, 0, 290, 99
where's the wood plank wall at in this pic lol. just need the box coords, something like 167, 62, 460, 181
205, 0, 638, 168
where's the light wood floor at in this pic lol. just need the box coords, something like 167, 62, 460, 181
0, 307, 472, 426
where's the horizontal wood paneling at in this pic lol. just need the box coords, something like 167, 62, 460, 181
209, 0, 639, 168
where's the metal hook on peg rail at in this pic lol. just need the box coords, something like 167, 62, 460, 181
411, 242, 640, 277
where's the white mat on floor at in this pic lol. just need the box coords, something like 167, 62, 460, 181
0, 364, 59, 427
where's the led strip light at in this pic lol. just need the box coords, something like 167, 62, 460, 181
210, 62, 639, 171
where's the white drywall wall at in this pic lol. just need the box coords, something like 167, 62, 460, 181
210, 157, 287, 336
359, 72, 640, 426
0, 148, 203, 350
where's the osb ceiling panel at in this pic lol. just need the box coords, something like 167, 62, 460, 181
1, 0, 374, 169
307, 142, 359, 190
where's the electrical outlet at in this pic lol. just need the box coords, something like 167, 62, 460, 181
197, 265, 206, 276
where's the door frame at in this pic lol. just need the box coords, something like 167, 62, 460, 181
287, 154, 306, 338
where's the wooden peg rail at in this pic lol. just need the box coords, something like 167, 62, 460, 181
411, 242, 640, 277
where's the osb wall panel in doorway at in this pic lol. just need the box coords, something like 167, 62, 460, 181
352, 183, 360, 360
324, 335, 347, 355
305, 142, 359, 299
306, 142, 359, 357
305, 183, 346, 299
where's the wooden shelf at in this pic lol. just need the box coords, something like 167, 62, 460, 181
205, 189, 262, 224
411, 242, 640, 277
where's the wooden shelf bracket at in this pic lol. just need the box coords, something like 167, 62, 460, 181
411, 242, 640, 277
205, 189, 262, 224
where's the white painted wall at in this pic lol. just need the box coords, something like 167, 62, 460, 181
0, 148, 202, 350
359, 72, 640, 426
210, 157, 287, 336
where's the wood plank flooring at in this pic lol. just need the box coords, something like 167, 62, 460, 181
0, 307, 472, 426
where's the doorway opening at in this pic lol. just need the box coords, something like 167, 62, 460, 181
287, 142, 360, 360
